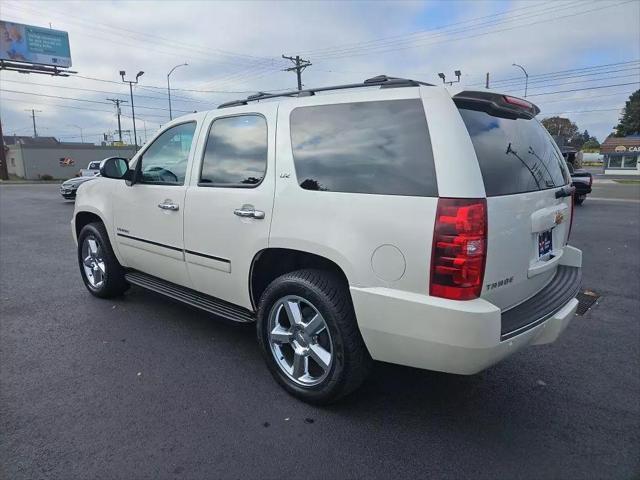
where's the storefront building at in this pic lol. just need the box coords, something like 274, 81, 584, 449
601, 135, 640, 175
3, 136, 136, 180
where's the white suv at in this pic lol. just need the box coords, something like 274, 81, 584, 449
72, 76, 582, 403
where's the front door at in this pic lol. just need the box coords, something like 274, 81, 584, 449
113, 121, 199, 287
183, 108, 276, 309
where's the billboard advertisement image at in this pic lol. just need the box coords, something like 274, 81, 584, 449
0, 20, 71, 67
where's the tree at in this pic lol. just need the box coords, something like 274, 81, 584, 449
541, 116, 582, 147
614, 89, 640, 137
582, 138, 600, 151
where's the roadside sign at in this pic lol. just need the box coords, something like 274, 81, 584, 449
0, 20, 71, 67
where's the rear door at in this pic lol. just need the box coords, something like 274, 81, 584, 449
457, 104, 572, 311
183, 105, 276, 309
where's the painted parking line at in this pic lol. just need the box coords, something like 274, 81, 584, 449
587, 197, 640, 203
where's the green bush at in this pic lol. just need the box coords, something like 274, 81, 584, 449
40, 174, 54, 181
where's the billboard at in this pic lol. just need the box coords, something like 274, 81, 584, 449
0, 20, 71, 67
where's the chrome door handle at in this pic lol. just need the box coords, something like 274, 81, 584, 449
234, 205, 265, 219
158, 201, 179, 211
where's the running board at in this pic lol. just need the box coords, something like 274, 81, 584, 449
124, 271, 255, 323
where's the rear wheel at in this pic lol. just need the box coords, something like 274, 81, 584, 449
77, 222, 129, 298
575, 194, 586, 205
257, 269, 372, 404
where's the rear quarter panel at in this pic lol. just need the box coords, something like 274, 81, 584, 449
270, 87, 478, 293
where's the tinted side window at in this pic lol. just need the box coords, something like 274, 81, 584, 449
290, 99, 437, 196
458, 108, 569, 196
200, 115, 267, 187
139, 122, 196, 185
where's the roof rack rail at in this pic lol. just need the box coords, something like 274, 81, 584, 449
217, 75, 432, 109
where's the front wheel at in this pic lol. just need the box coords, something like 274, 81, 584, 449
77, 222, 129, 298
257, 269, 372, 404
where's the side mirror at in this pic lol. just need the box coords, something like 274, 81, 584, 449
99, 157, 131, 180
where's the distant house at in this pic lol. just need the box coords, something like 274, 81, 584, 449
600, 135, 640, 175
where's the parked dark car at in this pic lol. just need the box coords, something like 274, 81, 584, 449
60, 174, 99, 200
566, 162, 592, 205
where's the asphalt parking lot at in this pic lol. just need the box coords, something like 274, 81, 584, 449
1, 183, 639, 479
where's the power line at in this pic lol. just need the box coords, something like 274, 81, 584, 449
0, 78, 214, 106
4, 1, 290, 91
301, 0, 566, 57
526, 82, 640, 97
309, 0, 633, 60
542, 108, 623, 115
69, 73, 290, 96
472, 61, 640, 88
3, 0, 281, 67
305, 0, 582, 58
538, 91, 637, 105
505, 72, 640, 93
0, 88, 193, 113
0, 97, 168, 120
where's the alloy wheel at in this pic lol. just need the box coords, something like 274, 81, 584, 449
81, 235, 106, 288
268, 295, 333, 386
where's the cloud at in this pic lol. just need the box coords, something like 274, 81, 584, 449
0, 0, 638, 142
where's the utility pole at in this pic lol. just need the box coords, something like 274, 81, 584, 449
25, 109, 42, 137
0, 120, 8, 180
485, 72, 490, 89
120, 70, 144, 150
282, 54, 312, 91
106, 98, 127, 143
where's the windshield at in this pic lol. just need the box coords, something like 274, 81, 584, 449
458, 108, 569, 196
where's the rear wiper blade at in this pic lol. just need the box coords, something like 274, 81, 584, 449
506, 143, 541, 190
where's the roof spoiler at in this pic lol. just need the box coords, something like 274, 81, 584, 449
453, 91, 540, 119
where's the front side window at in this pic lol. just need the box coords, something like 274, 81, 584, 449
200, 115, 267, 187
290, 99, 437, 196
139, 122, 196, 185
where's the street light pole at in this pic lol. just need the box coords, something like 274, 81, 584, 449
167, 63, 188, 121
512, 63, 529, 98
68, 124, 84, 142
120, 70, 144, 150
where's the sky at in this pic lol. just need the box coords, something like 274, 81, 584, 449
0, 0, 639, 145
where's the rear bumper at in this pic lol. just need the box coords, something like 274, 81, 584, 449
351, 246, 582, 375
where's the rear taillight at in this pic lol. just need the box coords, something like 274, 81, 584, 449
430, 198, 487, 300
504, 95, 534, 110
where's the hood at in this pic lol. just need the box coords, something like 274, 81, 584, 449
62, 175, 99, 187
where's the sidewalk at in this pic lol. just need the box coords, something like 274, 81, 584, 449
0, 180, 64, 185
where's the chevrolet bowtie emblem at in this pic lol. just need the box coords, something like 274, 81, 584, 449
555, 212, 564, 225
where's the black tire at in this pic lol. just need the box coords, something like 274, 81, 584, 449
256, 269, 372, 404
575, 195, 585, 205
77, 222, 129, 298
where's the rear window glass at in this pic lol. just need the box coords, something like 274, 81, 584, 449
458, 108, 569, 196
290, 99, 437, 196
